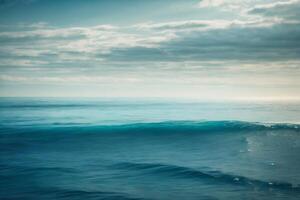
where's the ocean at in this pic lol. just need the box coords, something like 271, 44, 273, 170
0, 98, 300, 200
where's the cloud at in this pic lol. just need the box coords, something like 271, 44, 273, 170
136, 20, 219, 31
105, 21, 300, 62
1, 1, 300, 70
198, 0, 300, 21
0, 58, 49, 67
0, 74, 141, 84
0, 24, 117, 39
136, 18, 285, 33
0, 22, 179, 68
198, 0, 226, 8
198, 0, 266, 10
0, 1, 299, 99
248, 0, 300, 20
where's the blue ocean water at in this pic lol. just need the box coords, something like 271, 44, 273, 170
1, 98, 300, 200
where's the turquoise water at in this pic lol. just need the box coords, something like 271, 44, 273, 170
1, 98, 300, 200
1, 98, 300, 126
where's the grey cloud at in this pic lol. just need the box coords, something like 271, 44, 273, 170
135, 19, 278, 32
248, 0, 300, 20
136, 20, 212, 31
106, 22, 300, 62
1, 16, 300, 71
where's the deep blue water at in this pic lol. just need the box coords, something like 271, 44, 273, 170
1, 98, 300, 200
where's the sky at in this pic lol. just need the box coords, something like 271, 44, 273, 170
0, 0, 300, 100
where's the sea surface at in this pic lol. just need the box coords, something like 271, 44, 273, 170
1, 97, 300, 200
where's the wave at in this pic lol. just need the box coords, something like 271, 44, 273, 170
111, 162, 300, 191
1, 120, 299, 135
0, 164, 79, 181
53, 189, 148, 200
115, 120, 300, 131
3, 187, 149, 200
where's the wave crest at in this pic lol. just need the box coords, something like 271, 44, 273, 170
112, 162, 300, 191
2, 120, 299, 135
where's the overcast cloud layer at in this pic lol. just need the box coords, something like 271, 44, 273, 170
0, 0, 299, 99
